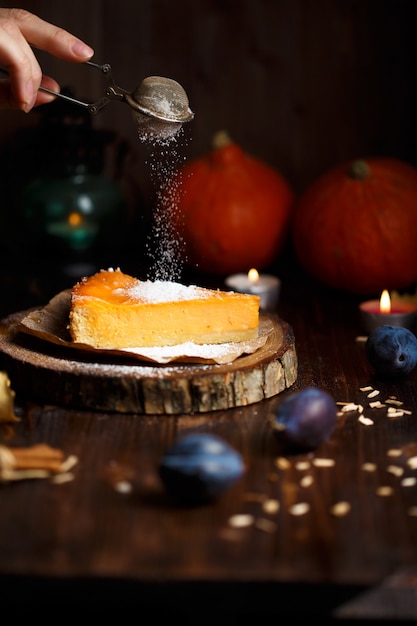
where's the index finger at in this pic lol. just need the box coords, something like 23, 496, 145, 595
2, 8, 94, 62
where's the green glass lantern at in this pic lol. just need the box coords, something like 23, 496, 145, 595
16, 89, 130, 261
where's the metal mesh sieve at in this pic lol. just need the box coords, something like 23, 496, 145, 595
126, 76, 194, 123
127, 76, 194, 141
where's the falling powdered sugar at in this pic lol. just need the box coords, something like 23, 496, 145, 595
133, 111, 183, 144
142, 125, 190, 282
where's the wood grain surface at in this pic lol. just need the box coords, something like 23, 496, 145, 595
1, 261, 417, 618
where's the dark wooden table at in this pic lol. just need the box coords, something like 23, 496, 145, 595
1, 253, 417, 620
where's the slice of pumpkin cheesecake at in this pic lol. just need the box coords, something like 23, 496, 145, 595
69, 268, 260, 349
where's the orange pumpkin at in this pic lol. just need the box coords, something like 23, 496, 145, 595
292, 158, 417, 295
162, 131, 294, 275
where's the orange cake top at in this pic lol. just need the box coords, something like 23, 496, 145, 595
71, 268, 227, 306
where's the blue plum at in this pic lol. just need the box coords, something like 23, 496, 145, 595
159, 433, 245, 505
271, 387, 337, 450
366, 325, 417, 377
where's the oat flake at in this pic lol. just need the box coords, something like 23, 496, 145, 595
407, 456, 417, 470
387, 408, 405, 419
387, 448, 402, 457
386, 465, 404, 477
289, 502, 310, 516
115, 480, 133, 494
262, 499, 280, 514
312, 458, 335, 468
376, 486, 394, 496
358, 415, 374, 426
386, 399, 403, 406
228, 514, 255, 528
369, 401, 385, 409
340, 402, 362, 413
401, 476, 417, 487
330, 501, 351, 517
295, 461, 311, 471
362, 462, 377, 472
275, 457, 291, 470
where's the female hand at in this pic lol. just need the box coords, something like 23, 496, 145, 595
0, 8, 94, 112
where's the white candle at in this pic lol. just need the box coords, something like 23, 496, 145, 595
225, 268, 281, 312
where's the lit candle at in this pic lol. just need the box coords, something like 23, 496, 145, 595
46, 212, 98, 250
225, 268, 281, 312
359, 289, 417, 333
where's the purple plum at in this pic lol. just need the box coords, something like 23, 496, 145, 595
366, 325, 417, 377
272, 387, 337, 450
159, 433, 245, 505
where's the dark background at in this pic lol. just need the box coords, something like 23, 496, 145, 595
2, 7, 417, 615
0, 0, 416, 283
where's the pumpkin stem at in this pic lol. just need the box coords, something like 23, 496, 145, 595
348, 160, 371, 180
212, 130, 233, 150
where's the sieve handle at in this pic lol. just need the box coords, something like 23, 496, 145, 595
0, 60, 123, 114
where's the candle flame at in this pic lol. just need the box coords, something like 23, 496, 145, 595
248, 268, 259, 284
68, 212, 82, 227
380, 289, 391, 314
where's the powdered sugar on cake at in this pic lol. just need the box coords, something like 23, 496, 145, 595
122, 280, 212, 303
102, 267, 213, 303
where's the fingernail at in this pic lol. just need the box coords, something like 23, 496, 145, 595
72, 40, 94, 59
22, 81, 36, 112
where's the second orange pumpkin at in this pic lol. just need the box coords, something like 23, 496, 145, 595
291, 158, 417, 295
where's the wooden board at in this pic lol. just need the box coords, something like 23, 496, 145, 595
0, 310, 297, 415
